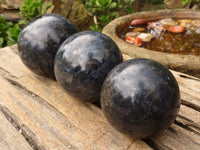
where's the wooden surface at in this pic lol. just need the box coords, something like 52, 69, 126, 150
0, 45, 200, 150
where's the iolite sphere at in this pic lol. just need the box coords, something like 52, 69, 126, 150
18, 14, 79, 79
54, 31, 123, 102
101, 58, 180, 139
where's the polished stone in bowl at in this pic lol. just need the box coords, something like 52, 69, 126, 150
103, 9, 200, 76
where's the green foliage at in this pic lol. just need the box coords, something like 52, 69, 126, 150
19, 0, 52, 25
83, 0, 135, 32
6, 24, 21, 46
0, 16, 9, 47
0, 0, 52, 48
123, 0, 135, 14
0, 15, 19, 48
182, 0, 200, 6
84, 0, 118, 15
84, 0, 119, 31
19, 0, 52, 20
89, 22, 102, 32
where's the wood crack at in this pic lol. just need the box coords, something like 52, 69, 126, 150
179, 74, 200, 82
168, 127, 178, 135
2, 76, 79, 149
143, 138, 159, 150
0, 46, 199, 150
174, 120, 200, 136
0, 67, 19, 79
0, 105, 46, 150
180, 92, 200, 112
181, 100, 200, 112
143, 138, 174, 150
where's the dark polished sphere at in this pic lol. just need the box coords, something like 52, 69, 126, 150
54, 31, 123, 102
18, 14, 79, 79
101, 58, 180, 139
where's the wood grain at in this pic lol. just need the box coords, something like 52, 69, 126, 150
0, 46, 152, 150
0, 45, 200, 150
0, 110, 33, 150
124, 54, 200, 150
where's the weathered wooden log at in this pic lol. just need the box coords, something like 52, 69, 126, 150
0, 45, 200, 150
0, 45, 151, 149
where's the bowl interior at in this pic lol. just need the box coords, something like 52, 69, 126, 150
103, 10, 200, 77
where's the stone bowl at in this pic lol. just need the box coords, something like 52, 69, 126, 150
102, 9, 200, 76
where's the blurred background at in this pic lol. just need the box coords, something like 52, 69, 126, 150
0, 0, 200, 48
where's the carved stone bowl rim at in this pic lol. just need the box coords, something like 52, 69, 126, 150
102, 9, 200, 75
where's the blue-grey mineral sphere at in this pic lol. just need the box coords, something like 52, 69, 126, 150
54, 31, 123, 102
18, 14, 79, 79
101, 58, 180, 139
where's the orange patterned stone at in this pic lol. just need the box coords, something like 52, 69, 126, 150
131, 19, 147, 26
168, 25, 185, 33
